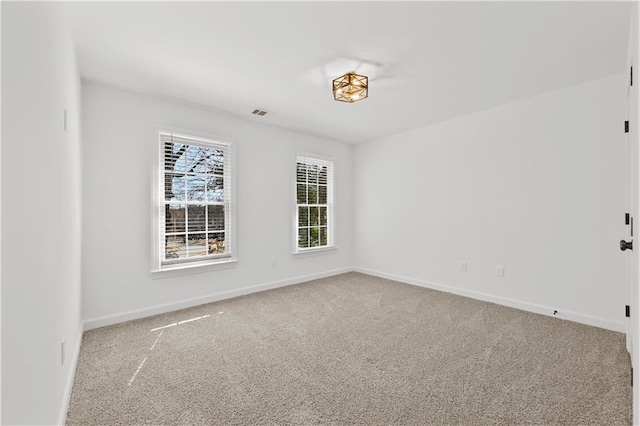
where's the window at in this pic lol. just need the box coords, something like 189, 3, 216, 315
296, 155, 334, 252
157, 132, 234, 270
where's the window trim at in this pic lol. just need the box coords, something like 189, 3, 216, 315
293, 153, 335, 254
152, 128, 237, 273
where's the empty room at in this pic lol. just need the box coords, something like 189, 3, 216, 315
2, 1, 640, 425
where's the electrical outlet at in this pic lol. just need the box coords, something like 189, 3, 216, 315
272, 257, 277, 267
495, 266, 505, 278
459, 261, 467, 272
61, 339, 65, 366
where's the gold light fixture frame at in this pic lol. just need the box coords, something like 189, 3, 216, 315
332, 72, 368, 103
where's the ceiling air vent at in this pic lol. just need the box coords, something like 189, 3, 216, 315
252, 109, 268, 116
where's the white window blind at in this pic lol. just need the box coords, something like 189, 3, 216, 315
296, 155, 334, 251
159, 132, 233, 268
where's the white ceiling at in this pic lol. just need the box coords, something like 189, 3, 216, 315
66, 1, 632, 144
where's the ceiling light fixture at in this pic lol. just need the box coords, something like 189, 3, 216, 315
332, 72, 368, 103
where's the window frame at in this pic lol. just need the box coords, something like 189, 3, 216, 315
152, 130, 237, 273
294, 154, 335, 254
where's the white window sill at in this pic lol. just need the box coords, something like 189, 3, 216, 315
151, 258, 238, 279
292, 246, 337, 258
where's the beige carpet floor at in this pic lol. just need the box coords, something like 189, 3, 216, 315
66, 272, 632, 425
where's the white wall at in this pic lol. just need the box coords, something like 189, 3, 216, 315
1, 3, 82, 425
354, 73, 627, 332
1, 2, 4, 423
81, 82, 352, 325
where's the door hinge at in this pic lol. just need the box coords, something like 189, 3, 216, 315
626, 213, 630, 225
631, 66, 634, 86
625, 121, 630, 133
626, 305, 630, 318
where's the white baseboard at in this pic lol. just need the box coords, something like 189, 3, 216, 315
84, 265, 626, 333
58, 323, 84, 426
83, 267, 352, 330
354, 267, 626, 333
